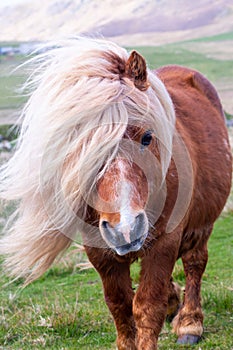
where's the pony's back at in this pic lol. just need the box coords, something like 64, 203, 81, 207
157, 65, 232, 232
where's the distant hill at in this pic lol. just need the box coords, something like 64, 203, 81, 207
0, 0, 233, 45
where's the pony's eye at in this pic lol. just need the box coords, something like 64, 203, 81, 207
141, 131, 153, 146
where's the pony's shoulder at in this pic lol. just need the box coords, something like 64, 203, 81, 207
155, 65, 224, 116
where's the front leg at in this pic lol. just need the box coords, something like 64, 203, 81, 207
85, 246, 136, 350
133, 233, 180, 350
172, 226, 212, 344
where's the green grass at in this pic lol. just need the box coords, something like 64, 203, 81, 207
0, 261, 115, 349
128, 44, 233, 82
0, 124, 19, 141
0, 56, 27, 110
0, 214, 232, 349
185, 31, 233, 43
1, 36, 233, 111
225, 111, 233, 120
0, 74, 26, 109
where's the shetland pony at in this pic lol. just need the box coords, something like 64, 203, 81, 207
0, 38, 232, 350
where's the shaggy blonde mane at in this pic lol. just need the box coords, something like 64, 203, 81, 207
0, 37, 175, 282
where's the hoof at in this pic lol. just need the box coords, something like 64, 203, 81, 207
177, 334, 201, 345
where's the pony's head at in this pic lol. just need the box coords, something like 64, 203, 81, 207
97, 154, 150, 255
0, 37, 175, 280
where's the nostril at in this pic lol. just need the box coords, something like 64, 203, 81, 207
136, 213, 145, 225
101, 220, 108, 229
134, 212, 148, 234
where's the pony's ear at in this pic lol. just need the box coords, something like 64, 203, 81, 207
125, 50, 150, 91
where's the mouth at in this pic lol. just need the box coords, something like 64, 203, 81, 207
114, 235, 146, 256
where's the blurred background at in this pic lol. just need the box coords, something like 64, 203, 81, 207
0, 0, 232, 126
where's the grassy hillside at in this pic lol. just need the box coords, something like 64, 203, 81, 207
0, 56, 27, 111
132, 43, 233, 81
1, 32, 233, 118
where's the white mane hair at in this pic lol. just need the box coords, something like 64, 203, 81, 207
0, 37, 175, 283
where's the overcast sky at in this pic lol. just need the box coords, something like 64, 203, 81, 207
0, 0, 29, 7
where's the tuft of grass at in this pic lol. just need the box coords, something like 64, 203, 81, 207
0, 124, 19, 141
225, 110, 233, 120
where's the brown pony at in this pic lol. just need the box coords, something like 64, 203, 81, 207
0, 38, 232, 350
